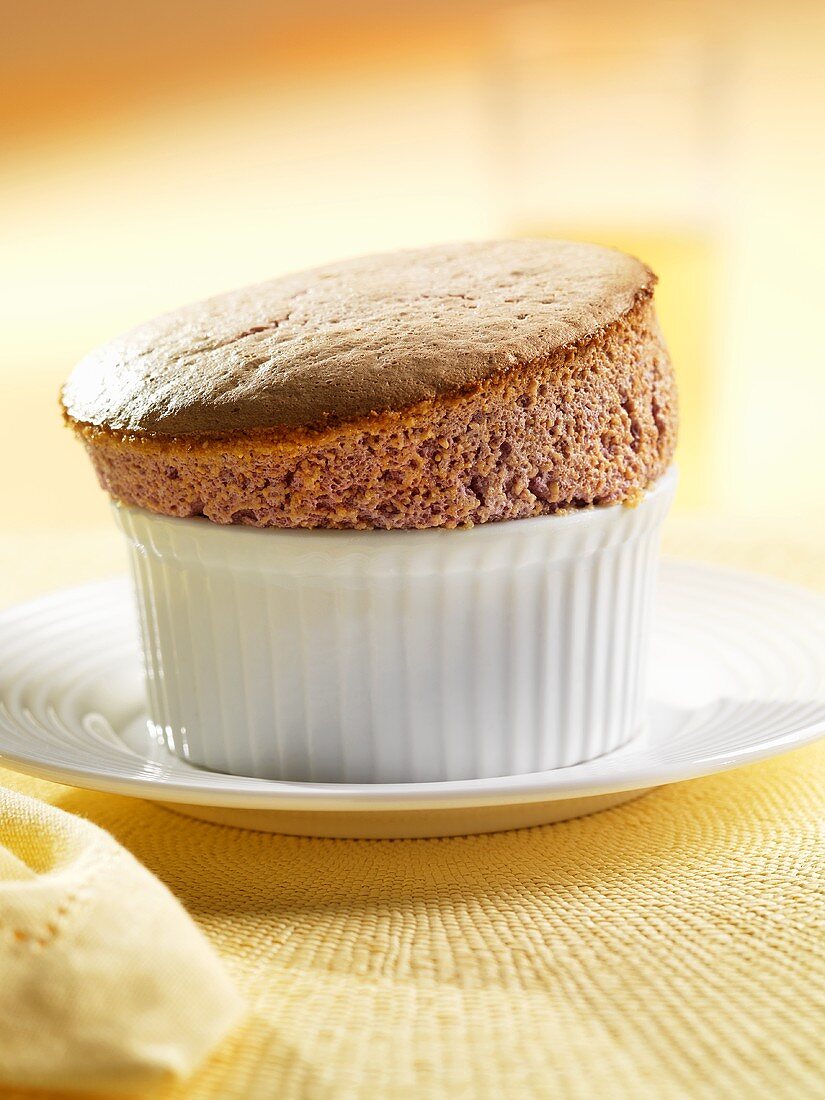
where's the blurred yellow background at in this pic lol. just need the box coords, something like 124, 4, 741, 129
2, 0, 824, 540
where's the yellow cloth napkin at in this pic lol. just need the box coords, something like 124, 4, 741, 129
0, 785, 244, 1094
0, 518, 823, 1099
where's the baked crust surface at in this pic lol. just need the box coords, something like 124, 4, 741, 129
67, 297, 677, 530
62, 239, 655, 437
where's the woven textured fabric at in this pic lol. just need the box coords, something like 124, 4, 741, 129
1, 520, 824, 1099
2, 746, 824, 1100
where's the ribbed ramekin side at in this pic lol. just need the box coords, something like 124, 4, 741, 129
113, 470, 676, 782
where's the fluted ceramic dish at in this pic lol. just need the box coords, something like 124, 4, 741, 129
113, 469, 677, 783
0, 561, 823, 837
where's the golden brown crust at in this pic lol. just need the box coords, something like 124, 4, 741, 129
61, 239, 655, 437
71, 298, 677, 530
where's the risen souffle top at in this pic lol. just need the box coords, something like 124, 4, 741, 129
63, 239, 678, 529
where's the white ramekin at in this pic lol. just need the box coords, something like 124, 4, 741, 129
114, 468, 676, 782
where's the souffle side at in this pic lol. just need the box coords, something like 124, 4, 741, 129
62, 240, 678, 529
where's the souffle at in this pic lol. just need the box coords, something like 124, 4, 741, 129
62, 240, 677, 529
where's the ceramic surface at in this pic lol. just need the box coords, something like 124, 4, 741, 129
114, 470, 677, 781
0, 561, 823, 836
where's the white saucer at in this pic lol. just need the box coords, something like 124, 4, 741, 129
1, 562, 824, 838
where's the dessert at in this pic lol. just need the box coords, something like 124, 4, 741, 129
63, 240, 676, 529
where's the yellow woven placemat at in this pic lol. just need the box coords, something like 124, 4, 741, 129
3, 518, 825, 1099
3, 745, 824, 1100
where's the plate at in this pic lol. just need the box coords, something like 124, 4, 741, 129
1, 562, 824, 837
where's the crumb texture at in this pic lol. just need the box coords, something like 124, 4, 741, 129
62, 239, 654, 435
80, 298, 677, 529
